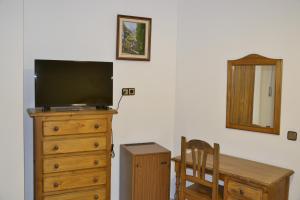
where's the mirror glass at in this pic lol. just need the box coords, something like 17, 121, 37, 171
226, 54, 282, 134
252, 65, 275, 128
230, 65, 275, 128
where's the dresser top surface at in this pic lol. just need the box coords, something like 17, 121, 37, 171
28, 108, 117, 117
121, 142, 170, 155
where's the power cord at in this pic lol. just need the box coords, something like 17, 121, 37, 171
111, 133, 115, 158
116, 93, 124, 111
111, 93, 125, 158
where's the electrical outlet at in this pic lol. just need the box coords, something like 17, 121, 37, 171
122, 88, 135, 96
129, 88, 135, 95
287, 131, 297, 141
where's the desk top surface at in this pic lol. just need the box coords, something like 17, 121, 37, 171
172, 153, 294, 186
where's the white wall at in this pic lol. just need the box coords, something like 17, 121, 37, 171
23, 1, 178, 199
175, 0, 300, 200
0, 0, 24, 200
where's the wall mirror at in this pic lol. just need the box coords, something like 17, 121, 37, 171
226, 54, 282, 134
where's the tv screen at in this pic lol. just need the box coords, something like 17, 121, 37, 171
35, 60, 113, 108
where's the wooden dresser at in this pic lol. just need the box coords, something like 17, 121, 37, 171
28, 108, 117, 200
120, 143, 171, 200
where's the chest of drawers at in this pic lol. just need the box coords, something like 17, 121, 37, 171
28, 109, 117, 200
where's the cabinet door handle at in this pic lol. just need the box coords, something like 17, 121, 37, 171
161, 161, 168, 165
239, 189, 244, 195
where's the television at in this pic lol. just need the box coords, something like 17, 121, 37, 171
35, 60, 113, 109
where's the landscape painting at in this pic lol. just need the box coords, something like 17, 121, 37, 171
122, 21, 145, 55
117, 15, 152, 61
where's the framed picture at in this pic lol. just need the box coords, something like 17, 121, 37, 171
116, 15, 152, 61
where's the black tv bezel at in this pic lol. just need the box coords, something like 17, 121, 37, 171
34, 59, 113, 110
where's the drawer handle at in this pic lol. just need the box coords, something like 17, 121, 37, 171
53, 126, 59, 132
53, 145, 59, 151
94, 194, 99, 200
54, 163, 59, 169
93, 177, 98, 183
94, 142, 99, 148
53, 182, 59, 188
161, 161, 168, 165
239, 189, 244, 196
94, 124, 100, 129
94, 160, 99, 165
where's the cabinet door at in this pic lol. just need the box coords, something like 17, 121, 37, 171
134, 155, 160, 200
158, 153, 170, 200
133, 154, 170, 200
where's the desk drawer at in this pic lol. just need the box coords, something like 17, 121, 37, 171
44, 188, 106, 200
43, 169, 106, 192
43, 137, 106, 155
227, 180, 263, 200
43, 154, 107, 173
43, 119, 107, 136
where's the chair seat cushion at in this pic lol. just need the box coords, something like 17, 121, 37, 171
185, 183, 224, 200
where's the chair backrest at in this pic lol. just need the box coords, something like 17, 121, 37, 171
180, 136, 220, 200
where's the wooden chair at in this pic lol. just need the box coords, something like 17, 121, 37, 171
179, 136, 223, 200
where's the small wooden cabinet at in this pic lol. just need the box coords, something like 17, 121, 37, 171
120, 142, 171, 200
28, 108, 117, 200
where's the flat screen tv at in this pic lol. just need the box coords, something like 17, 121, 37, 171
35, 60, 113, 109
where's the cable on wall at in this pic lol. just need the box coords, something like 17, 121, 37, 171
111, 93, 125, 158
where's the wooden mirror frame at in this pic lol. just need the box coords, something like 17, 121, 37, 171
226, 54, 283, 134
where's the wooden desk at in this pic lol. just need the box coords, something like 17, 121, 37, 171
172, 154, 294, 200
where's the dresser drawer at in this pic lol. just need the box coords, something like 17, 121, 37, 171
43, 136, 106, 155
43, 119, 108, 136
44, 188, 106, 200
44, 154, 107, 173
43, 169, 106, 192
227, 180, 263, 200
